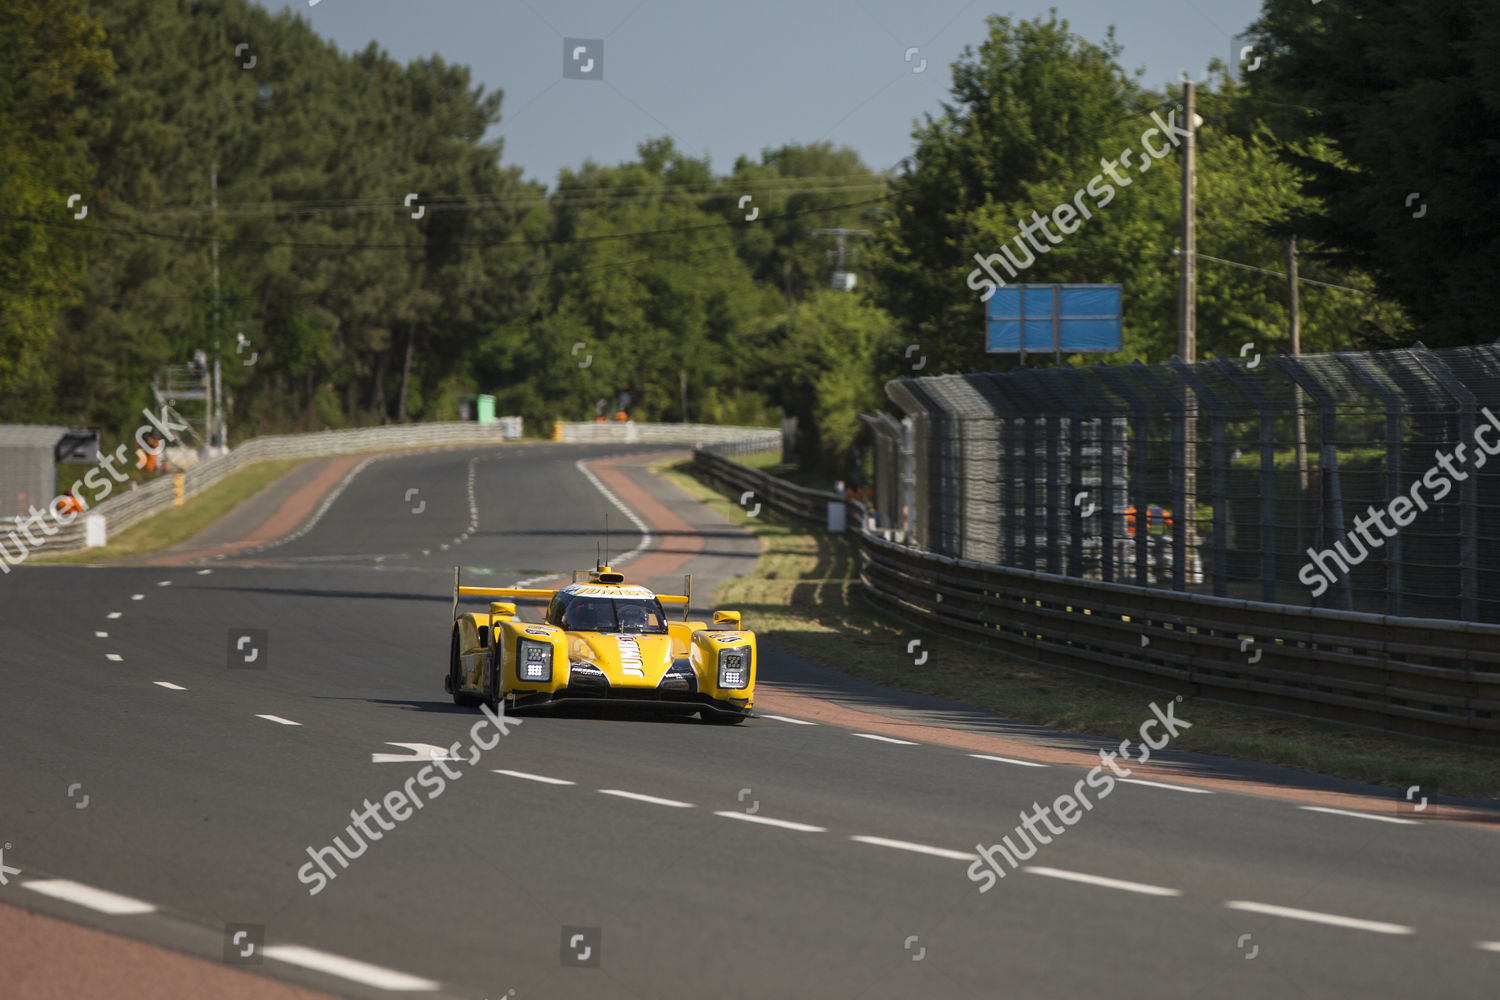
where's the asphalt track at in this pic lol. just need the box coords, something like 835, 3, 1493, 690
1, 442, 1498, 999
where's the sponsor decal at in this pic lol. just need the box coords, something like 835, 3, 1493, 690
617, 636, 645, 677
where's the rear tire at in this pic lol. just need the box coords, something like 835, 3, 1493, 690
451, 626, 481, 708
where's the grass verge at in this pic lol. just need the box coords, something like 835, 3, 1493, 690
656, 458, 1500, 801
731, 450, 840, 492
31, 458, 308, 565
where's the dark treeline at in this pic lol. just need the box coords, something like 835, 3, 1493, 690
2, 1, 1491, 474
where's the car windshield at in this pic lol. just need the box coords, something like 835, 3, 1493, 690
558, 596, 667, 634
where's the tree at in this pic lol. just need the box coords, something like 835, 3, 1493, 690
868, 12, 1138, 375
769, 289, 899, 471
1248, 0, 1500, 346
0, 0, 112, 421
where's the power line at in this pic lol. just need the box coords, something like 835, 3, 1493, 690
101, 179, 890, 221
1184, 249, 1371, 295
7, 197, 884, 254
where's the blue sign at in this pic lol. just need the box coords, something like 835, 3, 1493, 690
986, 284, 1122, 354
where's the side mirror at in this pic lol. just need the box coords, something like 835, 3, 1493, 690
489, 601, 516, 620
712, 610, 742, 630
477, 625, 490, 648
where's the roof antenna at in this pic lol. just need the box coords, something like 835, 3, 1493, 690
604, 511, 610, 567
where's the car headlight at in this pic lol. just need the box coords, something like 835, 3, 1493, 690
517, 638, 553, 682
717, 646, 750, 689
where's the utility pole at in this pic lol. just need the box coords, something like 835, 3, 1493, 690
1177, 80, 1199, 583
1177, 80, 1196, 364
1287, 236, 1306, 489
1289, 236, 1309, 563
210, 158, 222, 449
810, 228, 871, 291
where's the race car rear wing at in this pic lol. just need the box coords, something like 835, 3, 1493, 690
452, 567, 693, 621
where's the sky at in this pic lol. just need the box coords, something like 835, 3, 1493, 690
273, 0, 1264, 187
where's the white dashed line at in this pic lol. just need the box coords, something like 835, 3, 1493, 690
1117, 778, 1213, 794
1225, 900, 1415, 935
105, 653, 122, 662
713, 812, 826, 832
255, 714, 301, 726
1299, 805, 1419, 825
969, 753, 1048, 767
599, 789, 694, 808
153, 681, 186, 690
106, 612, 122, 619
24, 880, 156, 915
94, 631, 108, 638
852, 733, 918, 745
261, 945, 440, 992
493, 769, 575, 786
130, 594, 143, 601
850, 836, 977, 860
156, 580, 171, 587
761, 714, 818, 726
1023, 866, 1182, 897
196, 569, 212, 575
1477, 941, 1500, 953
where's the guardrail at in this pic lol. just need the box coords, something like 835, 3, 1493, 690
691, 447, 1500, 745
6, 420, 530, 557
6, 420, 776, 559
553, 421, 780, 447
693, 446, 842, 524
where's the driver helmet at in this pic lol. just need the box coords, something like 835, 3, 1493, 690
618, 605, 648, 630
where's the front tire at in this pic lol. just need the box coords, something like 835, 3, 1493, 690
450, 626, 481, 708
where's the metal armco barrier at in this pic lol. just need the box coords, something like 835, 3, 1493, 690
3, 421, 525, 556
9, 420, 772, 559
553, 422, 779, 447
692, 446, 1500, 746
695, 445, 842, 524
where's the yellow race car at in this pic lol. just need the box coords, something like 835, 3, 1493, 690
444, 565, 755, 723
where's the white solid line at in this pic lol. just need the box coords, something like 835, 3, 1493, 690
1299, 805, 1420, 825
493, 769, 575, 786
761, 714, 818, 726
94, 631, 108, 638
24, 880, 156, 915
852, 733, 918, 745
105, 653, 122, 662
598, 789, 694, 808
130, 594, 143, 601
713, 811, 826, 832
850, 835, 978, 860
1225, 900, 1415, 935
575, 458, 653, 568
969, 753, 1048, 768
106, 612, 122, 619
261, 945, 440, 991
153, 681, 186, 690
1023, 866, 1182, 897
255, 714, 301, 726
1117, 778, 1214, 794
1476, 941, 1500, 953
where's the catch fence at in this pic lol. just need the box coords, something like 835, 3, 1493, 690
879, 344, 1500, 624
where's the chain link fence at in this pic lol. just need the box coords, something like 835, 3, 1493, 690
879, 344, 1500, 624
